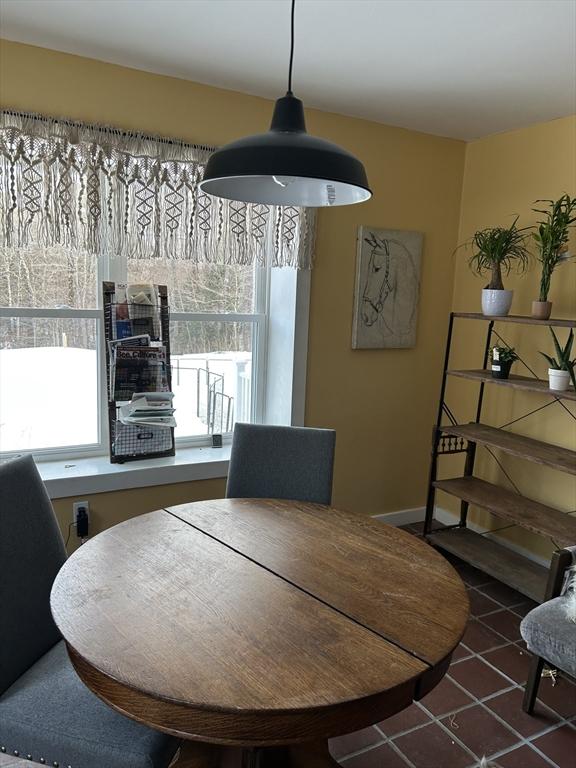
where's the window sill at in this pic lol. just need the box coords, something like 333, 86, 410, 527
37, 445, 231, 499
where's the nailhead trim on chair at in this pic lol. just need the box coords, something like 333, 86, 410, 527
0, 746, 61, 766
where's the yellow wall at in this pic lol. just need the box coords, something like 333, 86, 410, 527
443, 117, 576, 559
2, 41, 574, 559
0, 40, 466, 537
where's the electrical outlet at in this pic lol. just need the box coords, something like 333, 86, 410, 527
72, 501, 90, 537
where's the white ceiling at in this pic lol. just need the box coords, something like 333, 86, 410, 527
1, 0, 575, 140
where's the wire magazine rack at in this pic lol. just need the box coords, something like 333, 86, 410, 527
103, 281, 175, 463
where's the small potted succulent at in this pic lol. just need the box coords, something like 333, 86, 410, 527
490, 346, 519, 380
460, 217, 531, 317
531, 195, 576, 319
540, 328, 576, 391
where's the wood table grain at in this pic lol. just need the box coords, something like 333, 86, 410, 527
51, 499, 468, 767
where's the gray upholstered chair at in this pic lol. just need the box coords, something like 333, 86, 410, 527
226, 423, 336, 505
521, 545, 576, 714
0, 455, 180, 768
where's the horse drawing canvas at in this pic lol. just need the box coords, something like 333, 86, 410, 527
352, 227, 422, 349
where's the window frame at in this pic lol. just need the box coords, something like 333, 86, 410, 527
0, 250, 270, 461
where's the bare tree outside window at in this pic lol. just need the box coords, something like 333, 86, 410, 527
0, 245, 263, 455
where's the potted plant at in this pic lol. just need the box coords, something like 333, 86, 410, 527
490, 346, 519, 380
531, 195, 576, 319
540, 328, 576, 391
462, 217, 530, 317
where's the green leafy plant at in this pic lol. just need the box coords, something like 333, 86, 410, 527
532, 195, 576, 301
463, 217, 531, 290
540, 328, 576, 389
490, 346, 519, 364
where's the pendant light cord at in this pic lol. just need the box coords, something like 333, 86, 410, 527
287, 0, 296, 95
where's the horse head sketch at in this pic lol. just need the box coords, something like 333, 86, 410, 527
361, 232, 419, 340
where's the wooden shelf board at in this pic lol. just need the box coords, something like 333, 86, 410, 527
453, 312, 575, 328
434, 476, 576, 548
427, 528, 547, 603
440, 423, 576, 475
448, 369, 576, 402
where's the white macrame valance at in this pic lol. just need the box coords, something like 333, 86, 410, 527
0, 110, 316, 268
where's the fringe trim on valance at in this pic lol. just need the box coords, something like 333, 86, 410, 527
0, 110, 316, 269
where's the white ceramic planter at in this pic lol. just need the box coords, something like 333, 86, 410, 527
482, 289, 513, 317
548, 368, 571, 391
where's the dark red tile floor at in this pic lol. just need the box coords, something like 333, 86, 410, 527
328, 524, 576, 768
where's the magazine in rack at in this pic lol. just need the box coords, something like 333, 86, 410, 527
111, 346, 169, 401
113, 284, 162, 340
103, 282, 176, 463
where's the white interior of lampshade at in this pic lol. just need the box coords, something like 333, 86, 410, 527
199, 175, 372, 207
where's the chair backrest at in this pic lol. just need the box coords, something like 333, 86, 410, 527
0, 455, 67, 694
226, 423, 336, 505
546, 545, 576, 600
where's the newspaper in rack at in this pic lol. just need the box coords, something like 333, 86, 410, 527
118, 392, 176, 429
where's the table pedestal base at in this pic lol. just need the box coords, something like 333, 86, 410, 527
178, 741, 339, 767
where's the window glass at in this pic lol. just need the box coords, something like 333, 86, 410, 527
0, 317, 99, 451
0, 244, 264, 455
127, 258, 255, 314
0, 246, 98, 309
170, 321, 253, 437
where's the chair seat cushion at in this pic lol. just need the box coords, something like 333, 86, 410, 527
520, 596, 576, 678
0, 641, 179, 768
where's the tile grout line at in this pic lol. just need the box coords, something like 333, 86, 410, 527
335, 536, 572, 768
526, 741, 567, 768
386, 738, 418, 768
464, 586, 537, 618
447, 652, 574, 722
475, 698, 564, 768
444, 598, 573, 766
411, 535, 570, 768
337, 735, 417, 768
380, 685, 567, 768
387, 713, 481, 768
474, 615, 522, 647
427, 711, 485, 764
462, 647, 527, 688
444, 596, 571, 766
435, 695, 563, 768
334, 736, 387, 763
384, 652, 569, 764
335, 669, 570, 764
466, 682, 568, 759
466, 587, 528, 618
451, 638, 517, 661
480, 731, 563, 768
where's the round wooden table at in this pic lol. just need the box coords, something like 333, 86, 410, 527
50, 499, 468, 767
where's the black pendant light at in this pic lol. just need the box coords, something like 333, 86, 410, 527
198, 0, 371, 207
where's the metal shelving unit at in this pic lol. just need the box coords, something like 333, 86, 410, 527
424, 312, 576, 602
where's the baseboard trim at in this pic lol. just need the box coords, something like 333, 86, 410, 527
372, 506, 550, 567
372, 507, 425, 527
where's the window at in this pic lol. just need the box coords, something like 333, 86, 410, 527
0, 110, 313, 464
0, 245, 268, 458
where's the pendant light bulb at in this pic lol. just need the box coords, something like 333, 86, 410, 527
199, 0, 371, 207
273, 176, 293, 188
